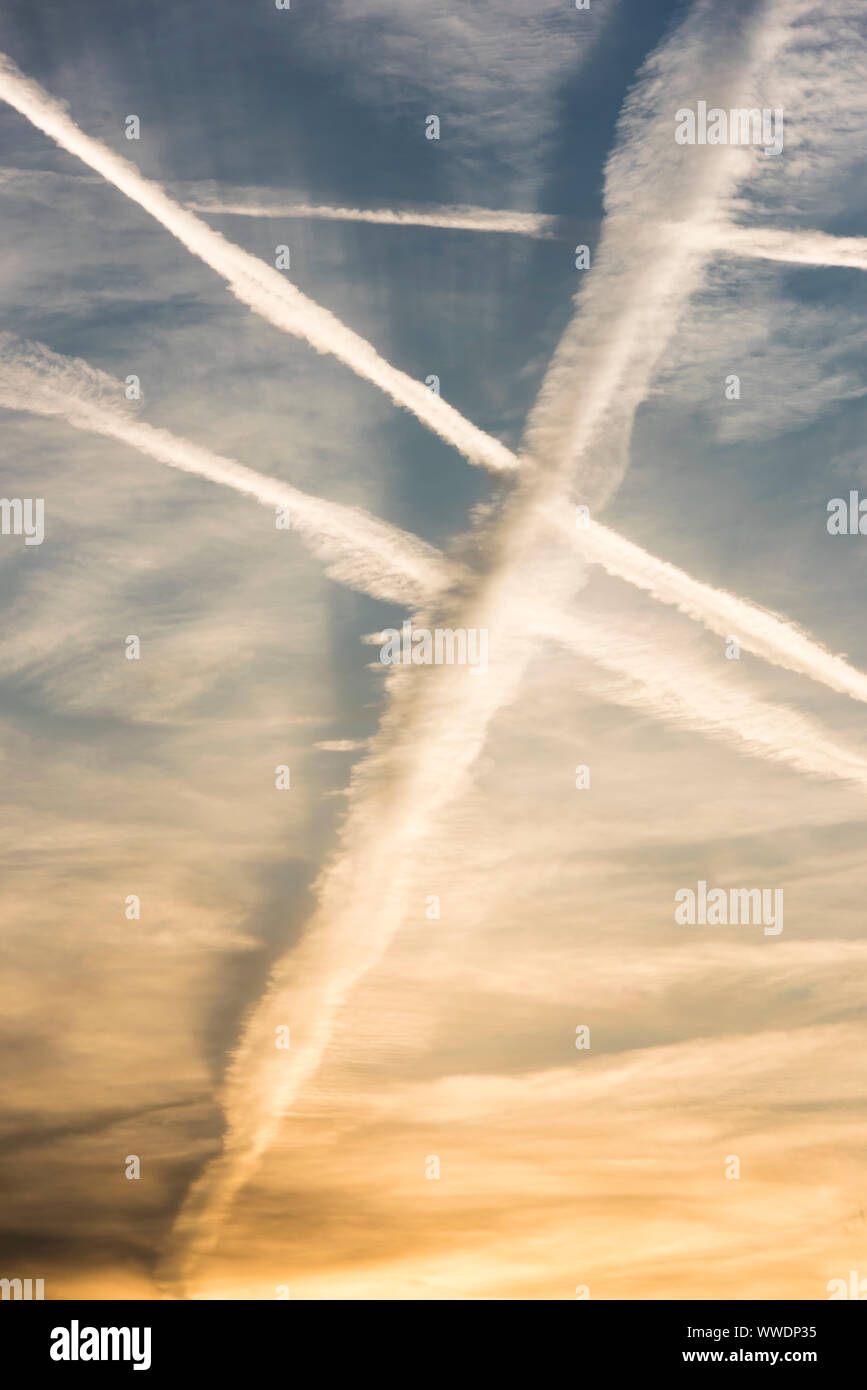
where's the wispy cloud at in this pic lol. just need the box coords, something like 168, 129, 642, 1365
319, 0, 617, 203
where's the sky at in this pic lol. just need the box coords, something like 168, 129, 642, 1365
1, 0, 866, 1301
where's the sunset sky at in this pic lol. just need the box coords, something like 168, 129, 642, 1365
1, 0, 866, 1301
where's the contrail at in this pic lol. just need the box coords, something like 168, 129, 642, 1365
164, 541, 549, 1291
0, 335, 453, 607
0, 54, 516, 477
3, 50, 865, 715
680, 221, 867, 272
565, 510, 867, 705
191, 194, 867, 268
519, 0, 788, 512
187, 192, 559, 239
537, 604, 867, 791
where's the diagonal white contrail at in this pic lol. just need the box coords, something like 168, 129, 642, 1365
0, 335, 453, 607
564, 510, 867, 705
534, 604, 867, 791
0, 54, 516, 477
518, 4, 801, 511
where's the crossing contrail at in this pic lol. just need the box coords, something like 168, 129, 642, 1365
159, 0, 832, 1294
2, 2, 855, 1297
0, 54, 517, 477
3, 334, 863, 793
5, 333, 865, 793
2, 48, 864, 716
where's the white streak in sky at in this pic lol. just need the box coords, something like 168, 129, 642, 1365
188, 194, 558, 239
190, 198, 867, 268
0, 54, 517, 476
188, 184, 867, 268
537, 605, 867, 791
0, 336, 452, 607
694, 222, 867, 271
565, 510, 867, 706
521, 0, 801, 511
